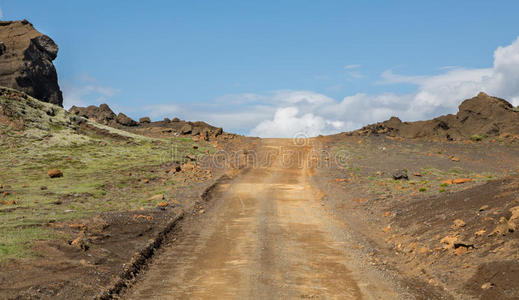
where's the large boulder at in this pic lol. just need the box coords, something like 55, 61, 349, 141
69, 104, 116, 125
0, 20, 63, 106
139, 117, 151, 124
116, 112, 138, 126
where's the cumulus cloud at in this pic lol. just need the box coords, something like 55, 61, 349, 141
249, 107, 345, 138
143, 37, 519, 137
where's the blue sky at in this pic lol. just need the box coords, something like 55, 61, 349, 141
2, 1, 519, 136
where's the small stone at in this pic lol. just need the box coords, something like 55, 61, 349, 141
475, 229, 486, 236
392, 170, 408, 180
455, 246, 468, 255
167, 165, 181, 174
40, 186, 48, 190
452, 219, 466, 228
451, 157, 460, 162
199, 209, 205, 214
47, 169, 63, 178
382, 225, 392, 233
479, 205, 489, 211
418, 247, 429, 254
481, 282, 494, 290
69, 223, 86, 230
182, 162, 195, 171
70, 237, 89, 251
156, 201, 168, 208
440, 235, 458, 249
453, 178, 473, 184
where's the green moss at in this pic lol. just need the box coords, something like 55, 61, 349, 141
0, 227, 56, 261
0, 90, 212, 261
470, 134, 483, 142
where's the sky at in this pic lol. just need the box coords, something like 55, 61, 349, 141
1, 1, 519, 137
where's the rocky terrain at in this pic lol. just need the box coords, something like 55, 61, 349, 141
69, 103, 228, 141
350, 92, 519, 141
0, 86, 240, 298
2, 19, 519, 300
0, 20, 62, 106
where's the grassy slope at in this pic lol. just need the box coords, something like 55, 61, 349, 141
0, 88, 212, 260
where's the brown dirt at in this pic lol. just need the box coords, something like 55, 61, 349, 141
0, 164, 228, 300
311, 134, 519, 299
124, 139, 408, 299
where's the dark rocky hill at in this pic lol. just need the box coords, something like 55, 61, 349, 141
0, 20, 62, 106
349, 92, 519, 141
69, 103, 225, 141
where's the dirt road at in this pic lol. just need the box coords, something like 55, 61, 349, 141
126, 139, 400, 299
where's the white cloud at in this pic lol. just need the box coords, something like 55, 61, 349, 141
249, 107, 345, 138
61, 75, 119, 109
344, 64, 361, 69
142, 36, 519, 137
143, 104, 180, 118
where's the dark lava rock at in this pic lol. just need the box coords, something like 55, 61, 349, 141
180, 124, 193, 134
350, 92, 519, 140
0, 20, 63, 106
69, 104, 116, 125
116, 112, 137, 126
392, 170, 409, 180
139, 117, 151, 124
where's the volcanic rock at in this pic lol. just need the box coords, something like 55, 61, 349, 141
116, 112, 137, 126
350, 92, 519, 140
180, 124, 193, 134
392, 170, 409, 180
0, 20, 63, 106
139, 117, 151, 124
69, 104, 116, 125
47, 169, 63, 178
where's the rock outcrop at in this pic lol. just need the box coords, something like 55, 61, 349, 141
0, 20, 63, 106
350, 92, 519, 141
69, 103, 139, 127
67, 103, 227, 140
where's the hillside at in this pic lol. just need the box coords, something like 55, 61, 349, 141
0, 87, 228, 298
349, 92, 519, 141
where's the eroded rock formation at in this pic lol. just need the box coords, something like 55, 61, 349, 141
0, 20, 63, 106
